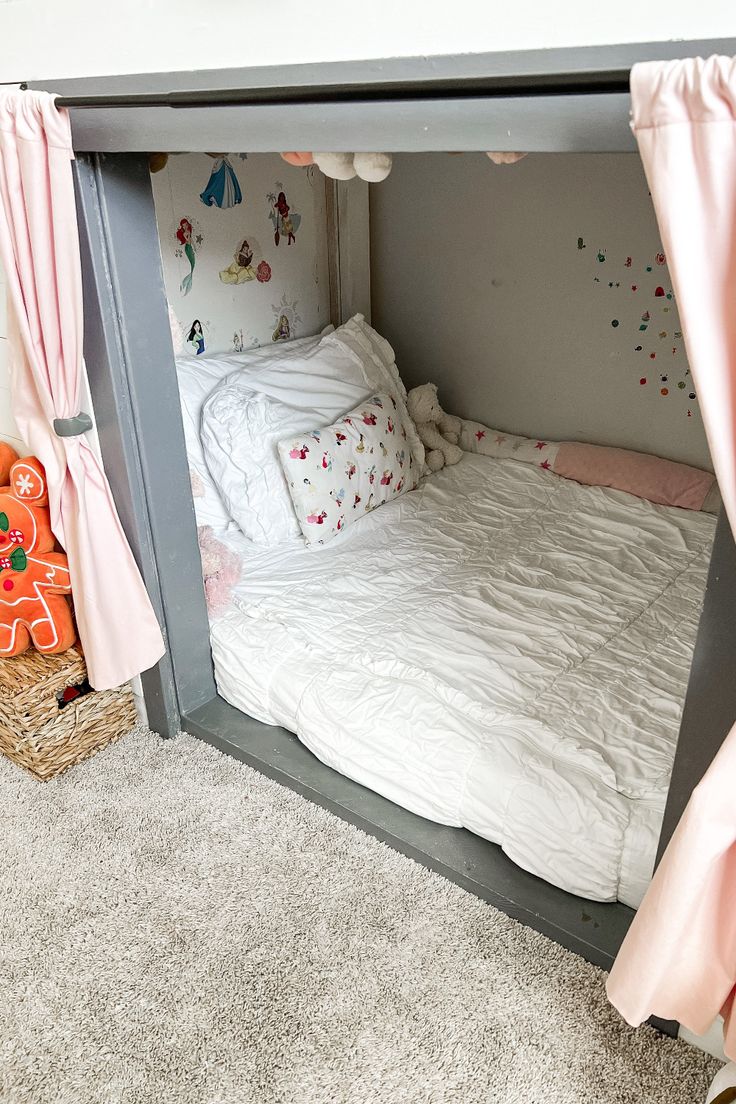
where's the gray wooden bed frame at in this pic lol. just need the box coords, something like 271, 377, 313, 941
29, 39, 736, 1029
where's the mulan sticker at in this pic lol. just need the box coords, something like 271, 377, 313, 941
186, 319, 206, 355
200, 154, 243, 209
175, 216, 203, 296
267, 185, 301, 246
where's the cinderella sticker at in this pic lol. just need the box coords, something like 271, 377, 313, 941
200, 154, 243, 210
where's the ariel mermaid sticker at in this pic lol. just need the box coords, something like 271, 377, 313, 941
175, 216, 202, 296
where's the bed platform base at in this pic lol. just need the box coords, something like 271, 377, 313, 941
182, 696, 678, 1037
183, 695, 631, 969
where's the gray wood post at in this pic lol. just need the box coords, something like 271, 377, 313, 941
74, 152, 217, 735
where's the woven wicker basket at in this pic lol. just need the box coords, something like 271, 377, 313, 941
0, 648, 137, 781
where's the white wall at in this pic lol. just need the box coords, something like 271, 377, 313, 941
370, 153, 712, 470
1, 1, 734, 83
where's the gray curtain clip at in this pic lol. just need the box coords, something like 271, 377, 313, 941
53, 412, 94, 437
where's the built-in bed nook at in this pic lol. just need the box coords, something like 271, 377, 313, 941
32, 41, 736, 1031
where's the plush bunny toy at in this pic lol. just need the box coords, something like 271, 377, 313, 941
407, 383, 464, 473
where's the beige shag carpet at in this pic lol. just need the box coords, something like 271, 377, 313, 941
0, 727, 719, 1103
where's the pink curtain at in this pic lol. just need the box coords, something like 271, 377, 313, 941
0, 89, 165, 690
606, 56, 736, 1056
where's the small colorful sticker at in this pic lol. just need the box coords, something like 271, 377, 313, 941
577, 237, 586, 250
174, 216, 202, 296
655, 286, 665, 297
271, 293, 302, 342
220, 237, 257, 284
186, 319, 206, 355
635, 345, 643, 352
655, 252, 666, 266
220, 236, 270, 285
200, 154, 243, 209
639, 377, 647, 385
661, 387, 669, 396
267, 185, 302, 246
611, 319, 619, 328
596, 249, 606, 262
625, 256, 632, 267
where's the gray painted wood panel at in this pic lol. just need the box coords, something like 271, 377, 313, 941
74, 153, 216, 732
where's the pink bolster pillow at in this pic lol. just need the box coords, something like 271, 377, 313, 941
554, 442, 716, 512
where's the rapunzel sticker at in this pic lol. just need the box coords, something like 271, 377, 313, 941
175, 216, 202, 296
271, 293, 302, 342
267, 185, 301, 246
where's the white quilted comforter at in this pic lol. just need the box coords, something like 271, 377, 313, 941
210, 455, 714, 907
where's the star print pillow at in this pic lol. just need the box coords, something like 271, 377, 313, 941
458, 422, 560, 472
278, 392, 421, 545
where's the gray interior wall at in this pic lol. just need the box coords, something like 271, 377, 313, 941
370, 153, 712, 471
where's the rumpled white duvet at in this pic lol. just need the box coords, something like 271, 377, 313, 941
210, 454, 715, 907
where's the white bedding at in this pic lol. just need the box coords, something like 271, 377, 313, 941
209, 455, 714, 907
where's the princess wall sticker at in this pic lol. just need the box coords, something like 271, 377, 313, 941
270, 293, 302, 342
186, 319, 206, 355
267, 186, 301, 246
220, 237, 255, 284
219, 236, 273, 285
199, 154, 243, 210
175, 217, 202, 296
272, 314, 290, 341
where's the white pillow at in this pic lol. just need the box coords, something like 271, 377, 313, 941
176, 331, 331, 530
200, 316, 423, 547
279, 392, 421, 545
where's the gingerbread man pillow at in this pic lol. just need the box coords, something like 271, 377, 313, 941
0, 444, 76, 656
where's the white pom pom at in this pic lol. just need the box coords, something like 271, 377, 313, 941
313, 152, 356, 180
353, 152, 393, 182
